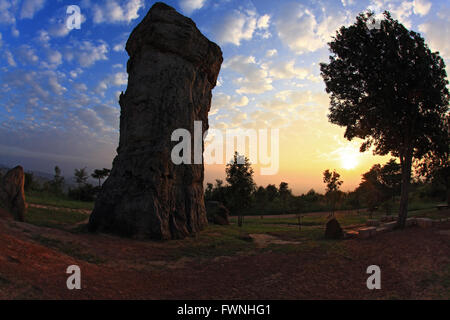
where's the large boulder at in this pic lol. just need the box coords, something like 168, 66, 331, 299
0, 166, 27, 221
324, 217, 344, 239
88, 3, 223, 240
205, 201, 230, 225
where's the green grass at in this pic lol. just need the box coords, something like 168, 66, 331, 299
32, 235, 104, 264
25, 207, 88, 229
167, 225, 258, 259
26, 192, 94, 210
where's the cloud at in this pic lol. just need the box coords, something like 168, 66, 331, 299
64, 40, 109, 68
224, 55, 273, 94
179, 0, 207, 15
20, 0, 46, 19
413, 0, 432, 16
275, 3, 348, 54
341, 0, 355, 7
266, 49, 277, 57
213, 9, 271, 46
0, 67, 120, 171
37, 30, 50, 43
4, 50, 17, 67
95, 72, 128, 96
368, 0, 432, 28
17, 45, 39, 65
0, 0, 18, 25
269, 60, 310, 80
419, 15, 450, 59
211, 92, 249, 115
92, 0, 145, 24
257, 14, 271, 29
38, 49, 64, 69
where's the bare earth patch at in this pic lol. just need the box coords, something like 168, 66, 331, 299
250, 234, 301, 248
0, 216, 449, 299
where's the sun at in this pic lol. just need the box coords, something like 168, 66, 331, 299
340, 151, 359, 170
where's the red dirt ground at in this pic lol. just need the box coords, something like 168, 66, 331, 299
0, 217, 449, 299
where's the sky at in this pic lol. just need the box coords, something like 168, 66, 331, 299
0, 0, 448, 194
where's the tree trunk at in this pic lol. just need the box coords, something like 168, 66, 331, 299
447, 185, 450, 207
398, 150, 413, 229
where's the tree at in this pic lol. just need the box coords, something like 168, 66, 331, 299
24, 172, 40, 192
320, 11, 449, 228
279, 182, 292, 200
379, 159, 402, 201
51, 166, 65, 195
416, 148, 450, 206
205, 183, 214, 201
265, 184, 278, 202
74, 167, 89, 186
225, 152, 255, 214
254, 186, 267, 203
323, 169, 343, 215
91, 168, 111, 187
357, 164, 385, 216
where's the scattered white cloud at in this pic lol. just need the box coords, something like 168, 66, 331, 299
413, 0, 432, 16
368, 0, 432, 28
4, 50, 17, 67
69, 68, 83, 79
92, 0, 145, 24
20, 0, 46, 19
275, 3, 349, 54
37, 30, 50, 43
211, 92, 249, 115
11, 26, 19, 37
95, 72, 128, 96
17, 45, 39, 65
113, 42, 125, 52
112, 72, 128, 86
43, 50, 63, 68
269, 60, 309, 80
257, 14, 271, 29
64, 41, 109, 68
341, 0, 355, 7
0, 0, 18, 25
213, 9, 271, 46
266, 49, 277, 57
179, 0, 207, 15
419, 15, 450, 59
224, 55, 273, 94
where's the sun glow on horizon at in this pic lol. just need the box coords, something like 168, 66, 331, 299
340, 147, 360, 170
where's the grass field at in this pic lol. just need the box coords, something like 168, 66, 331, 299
26, 192, 94, 210
21, 197, 447, 262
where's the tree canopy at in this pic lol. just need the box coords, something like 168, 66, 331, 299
320, 11, 449, 227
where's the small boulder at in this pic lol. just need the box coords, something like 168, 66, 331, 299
325, 218, 344, 239
205, 201, 230, 225
0, 166, 27, 221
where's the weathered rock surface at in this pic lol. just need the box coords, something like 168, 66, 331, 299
0, 166, 27, 221
205, 201, 230, 225
88, 3, 223, 239
325, 218, 344, 239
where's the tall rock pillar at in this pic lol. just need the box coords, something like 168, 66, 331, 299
88, 2, 223, 239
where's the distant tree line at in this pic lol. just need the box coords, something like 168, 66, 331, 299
23, 166, 110, 202
205, 153, 448, 217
